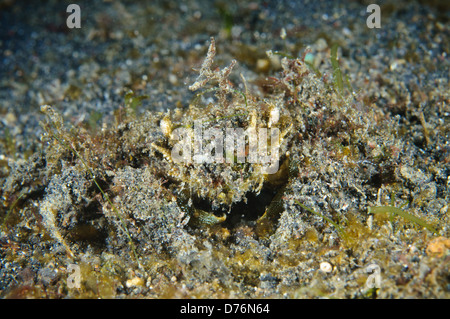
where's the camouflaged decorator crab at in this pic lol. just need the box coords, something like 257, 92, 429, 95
151, 38, 295, 227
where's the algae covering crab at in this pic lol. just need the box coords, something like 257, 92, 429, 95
150, 38, 295, 227
34, 37, 361, 258
34, 37, 301, 258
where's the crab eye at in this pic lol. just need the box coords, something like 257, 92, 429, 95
269, 106, 280, 128
160, 115, 172, 138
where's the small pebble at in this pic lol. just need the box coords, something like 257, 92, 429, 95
256, 59, 270, 72
426, 237, 450, 258
320, 262, 333, 273
126, 277, 145, 288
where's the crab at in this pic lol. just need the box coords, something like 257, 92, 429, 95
150, 38, 295, 226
